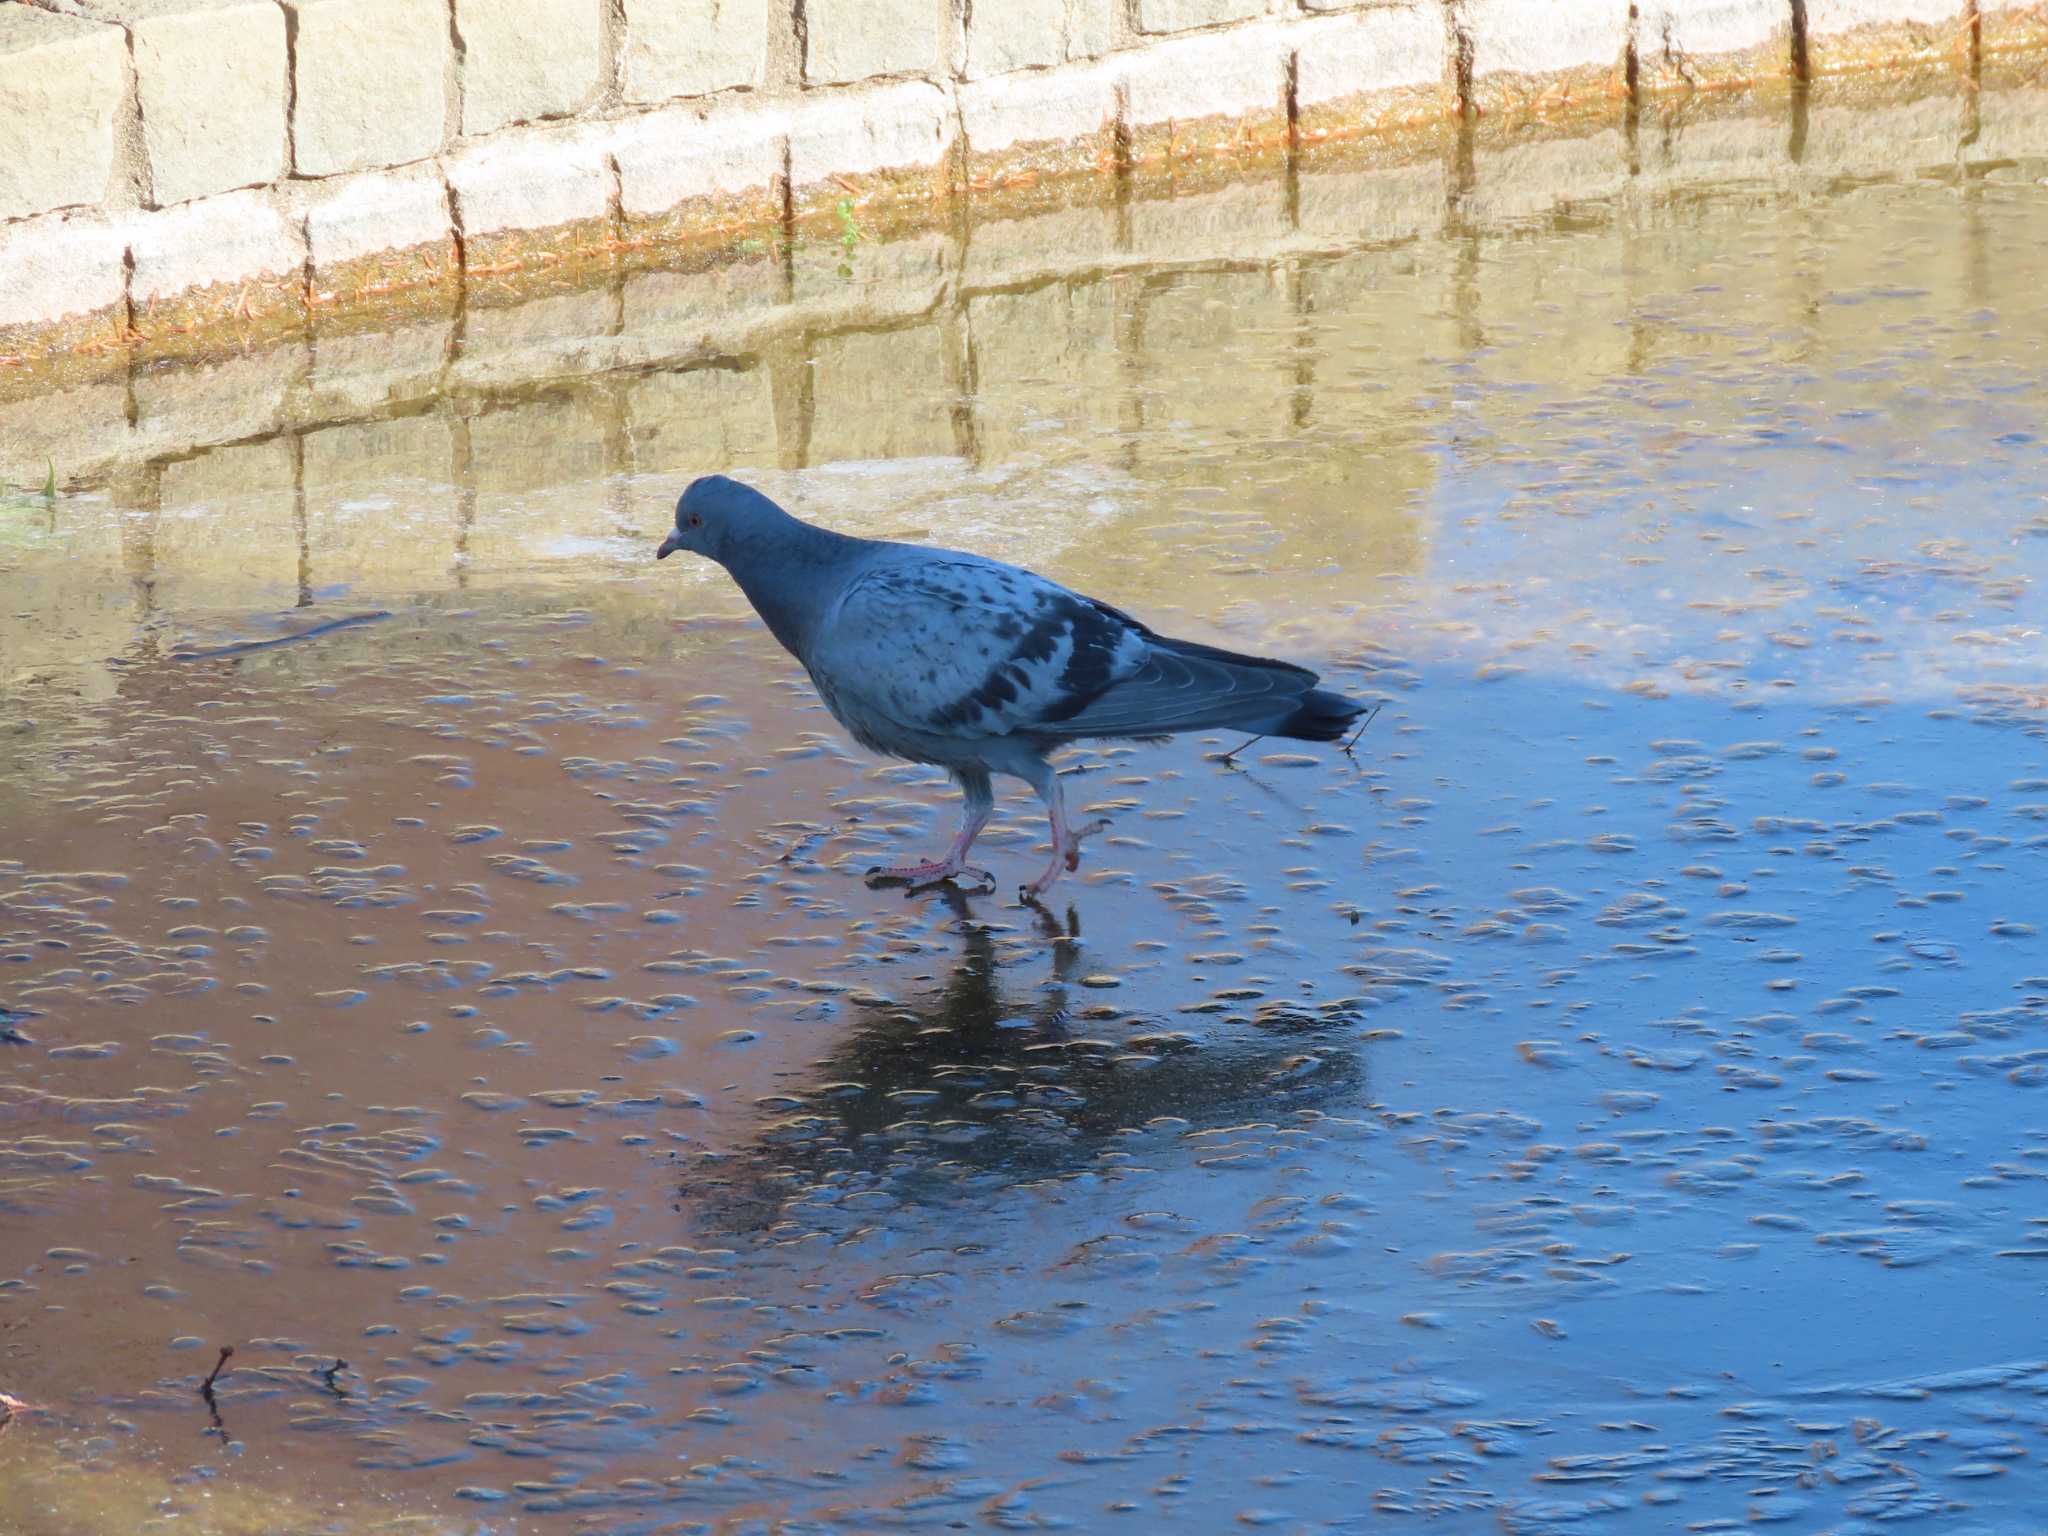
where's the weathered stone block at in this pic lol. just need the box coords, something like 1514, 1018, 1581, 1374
804, 0, 941, 86
788, 80, 955, 214
625, 365, 777, 476
1293, 6, 1454, 141
1121, 24, 1291, 162
300, 161, 457, 299
288, 0, 448, 177
1636, 0, 1792, 90
1460, 0, 1631, 116
965, 0, 1114, 77
960, 59, 1120, 183
0, 210, 129, 341
1135, 0, 1265, 32
455, 0, 603, 134
52, 0, 288, 206
0, 7, 125, 222
1804, 0, 1970, 75
622, 0, 769, 102
128, 188, 306, 332
445, 122, 613, 268
612, 101, 787, 247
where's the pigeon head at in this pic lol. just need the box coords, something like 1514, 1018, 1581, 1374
656, 475, 789, 566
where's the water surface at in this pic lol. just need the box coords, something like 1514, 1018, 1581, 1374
4, 77, 2048, 1535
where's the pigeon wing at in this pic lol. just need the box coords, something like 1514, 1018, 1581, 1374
807, 556, 1151, 746
1029, 632, 1320, 739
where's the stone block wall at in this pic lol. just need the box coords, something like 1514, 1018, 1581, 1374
0, 0, 2028, 364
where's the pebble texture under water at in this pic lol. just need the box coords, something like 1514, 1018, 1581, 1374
3, 117, 2048, 1535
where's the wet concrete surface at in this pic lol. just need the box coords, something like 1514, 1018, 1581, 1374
4, 101, 2048, 1536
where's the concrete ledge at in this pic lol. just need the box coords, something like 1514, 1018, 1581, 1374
960, 59, 1121, 187
1294, 7, 1457, 142
129, 187, 306, 337
1636, 0, 1794, 91
788, 80, 955, 218
1982, 0, 2048, 56
1122, 23, 1291, 164
446, 123, 615, 273
1461, 0, 1633, 119
1805, 0, 1972, 76
299, 162, 458, 304
613, 102, 788, 253
0, 210, 130, 355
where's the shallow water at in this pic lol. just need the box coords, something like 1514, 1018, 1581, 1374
5, 79, 2048, 1535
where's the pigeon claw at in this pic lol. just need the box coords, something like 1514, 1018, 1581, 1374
865, 861, 994, 894
1064, 817, 1111, 872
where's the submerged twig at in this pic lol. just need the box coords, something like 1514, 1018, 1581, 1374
1340, 703, 1383, 759
1216, 733, 1266, 769
199, 1344, 234, 1430
319, 1358, 349, 1399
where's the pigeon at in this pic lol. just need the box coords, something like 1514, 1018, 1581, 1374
657, 476, 1368, 898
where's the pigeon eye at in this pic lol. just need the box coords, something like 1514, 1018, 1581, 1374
688, 513, 703, 529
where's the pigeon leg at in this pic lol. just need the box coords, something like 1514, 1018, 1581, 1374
867, 769, 995, 889
1021, 764, 1110, 899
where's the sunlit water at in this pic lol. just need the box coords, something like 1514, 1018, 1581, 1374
5, 81, 2048, 1535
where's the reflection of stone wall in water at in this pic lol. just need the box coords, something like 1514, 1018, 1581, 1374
8, 70, 2048, 735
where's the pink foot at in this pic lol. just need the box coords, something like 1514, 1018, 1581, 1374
1022, 817, 1110, 899
866, 858, 995, 891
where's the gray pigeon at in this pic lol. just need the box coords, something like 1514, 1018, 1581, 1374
657, 476, 1367, 898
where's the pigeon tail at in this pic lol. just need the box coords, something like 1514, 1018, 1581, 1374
1273, 685, 1367, 744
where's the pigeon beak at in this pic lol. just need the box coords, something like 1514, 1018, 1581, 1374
656, 531, 682, 561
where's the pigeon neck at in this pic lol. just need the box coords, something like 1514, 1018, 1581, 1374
720, 515, 857, 657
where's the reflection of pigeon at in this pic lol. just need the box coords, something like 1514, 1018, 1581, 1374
658, 476, 1367, 897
